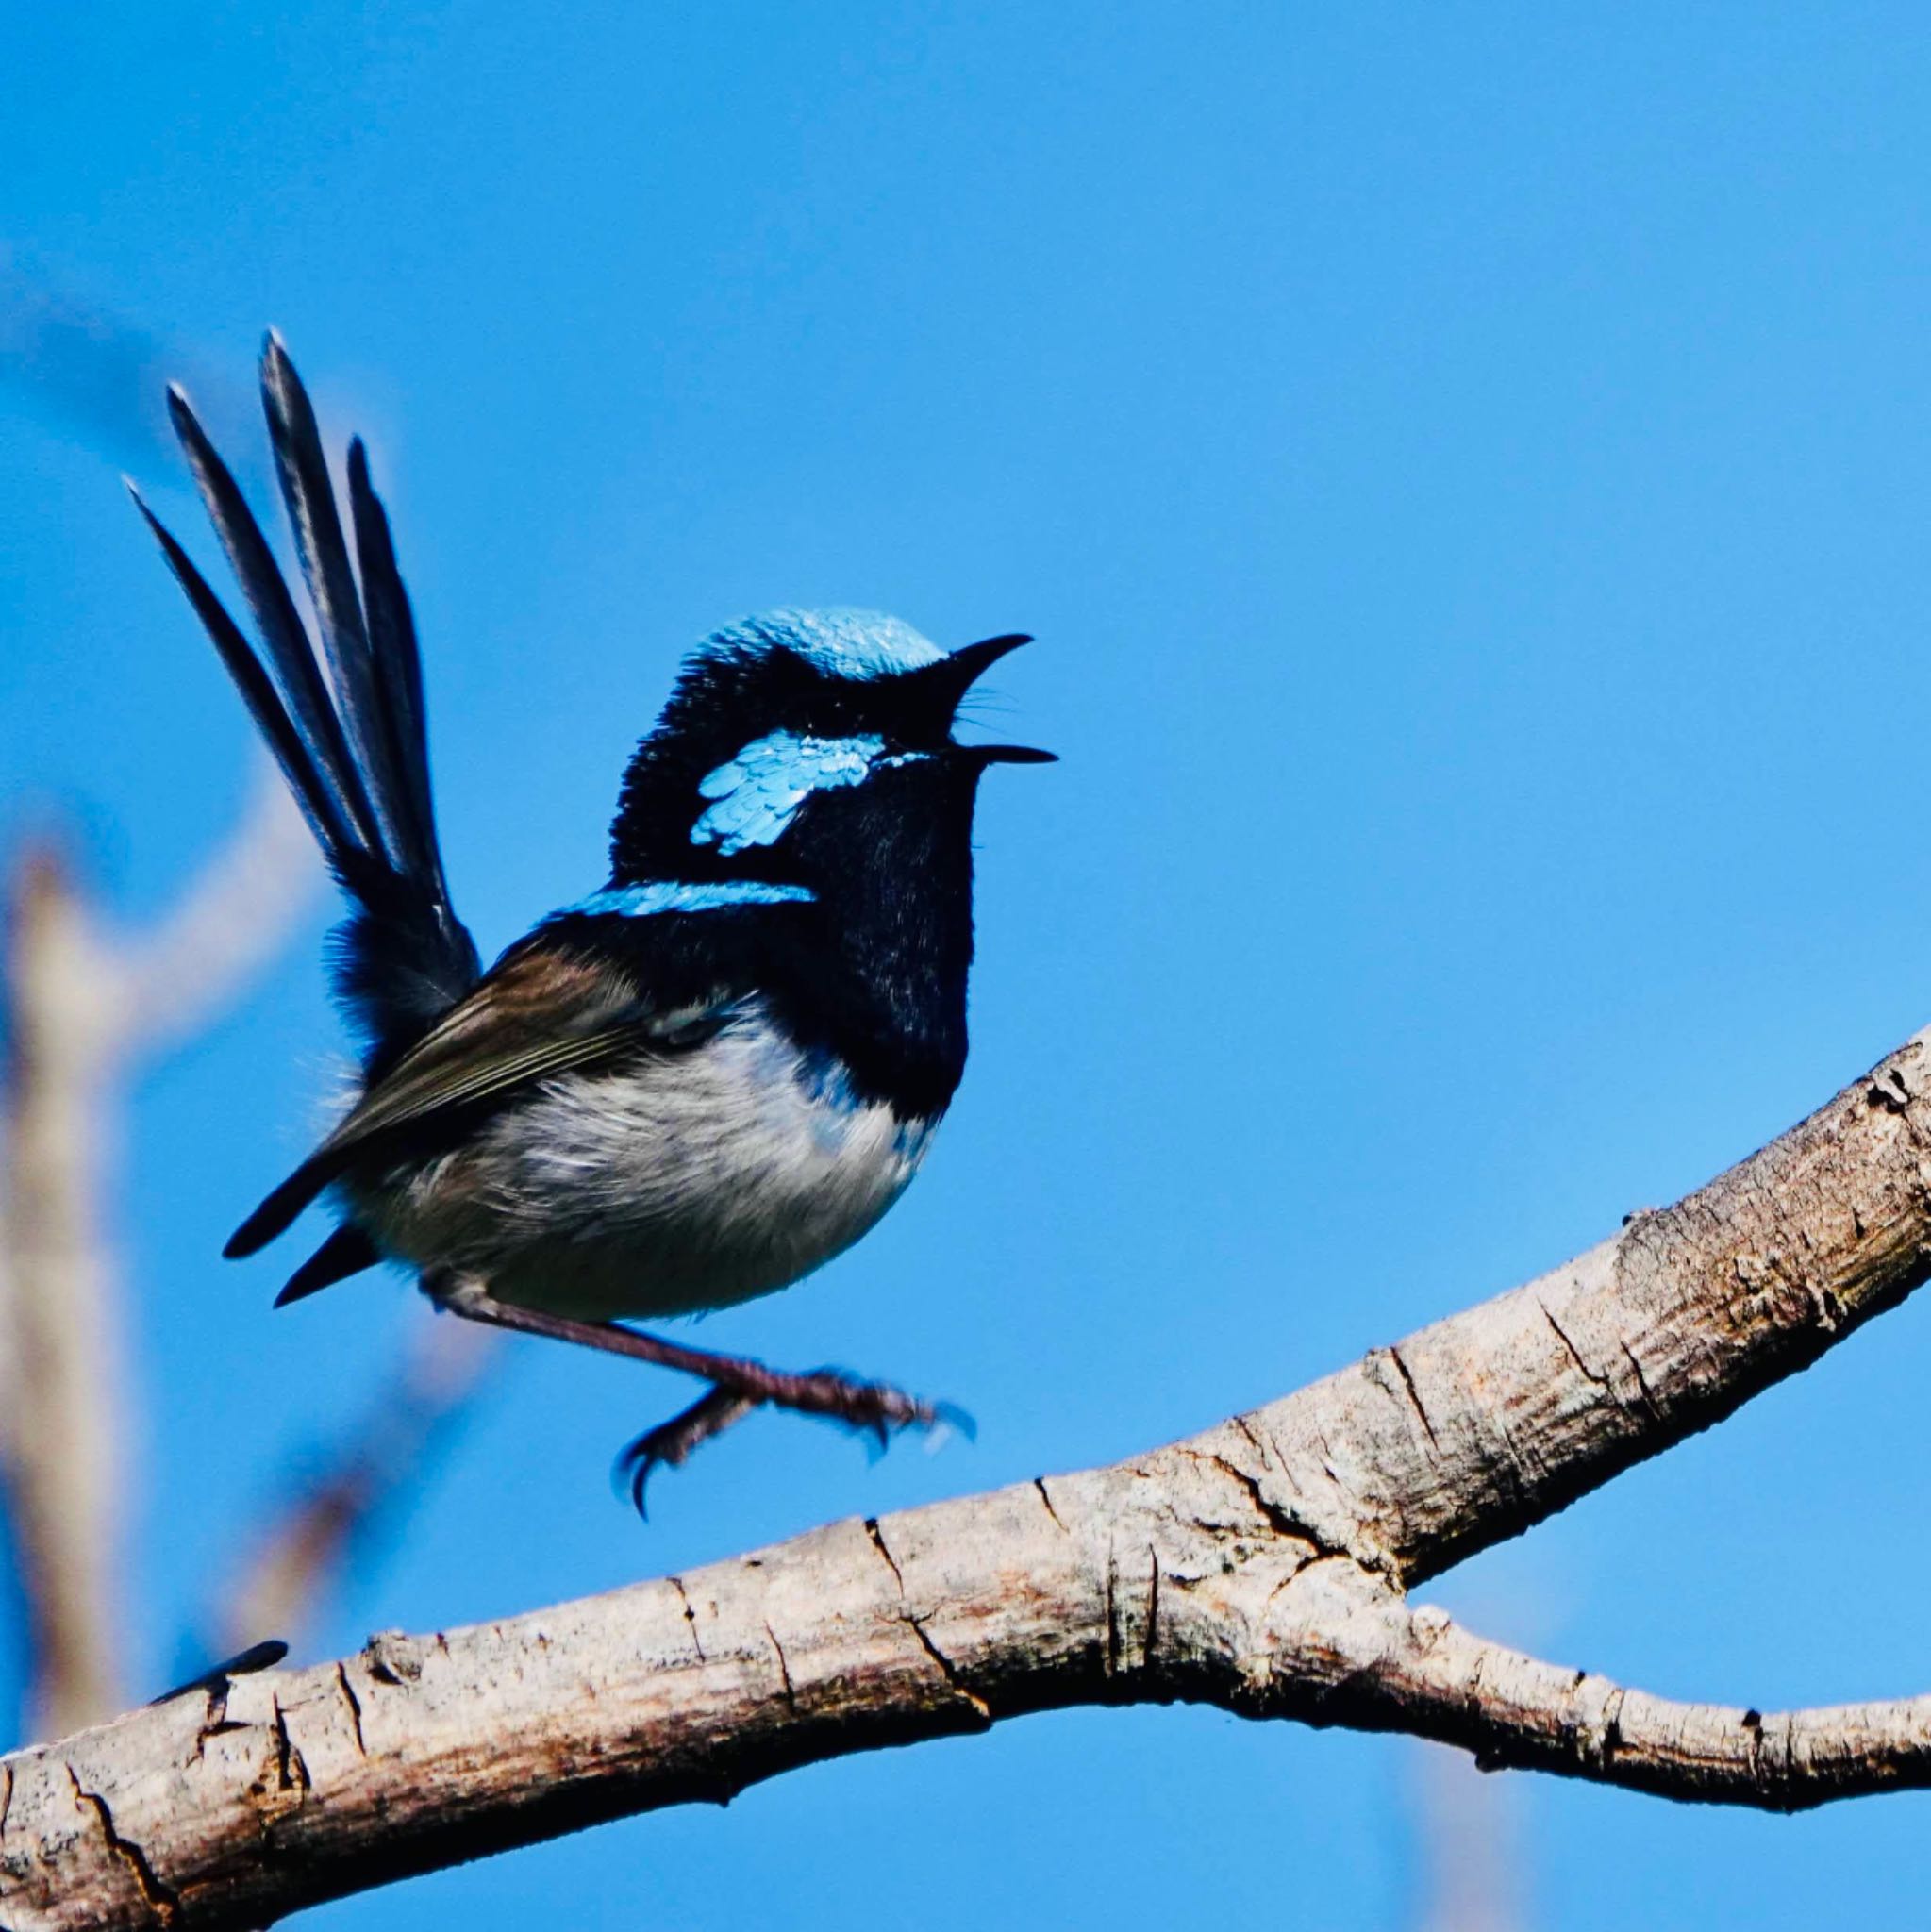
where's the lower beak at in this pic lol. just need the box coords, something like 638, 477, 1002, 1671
969, 743, 1057, 766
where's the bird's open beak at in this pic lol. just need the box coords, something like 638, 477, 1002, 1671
938, 634, 1055, 764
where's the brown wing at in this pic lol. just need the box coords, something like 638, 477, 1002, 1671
225, 941, 657, 1258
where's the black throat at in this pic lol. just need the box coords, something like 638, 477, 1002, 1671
767, 762, 980, 1122
596, 751, 984, 1123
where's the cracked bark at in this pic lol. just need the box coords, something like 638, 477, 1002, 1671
9, 1024, 1931, 1928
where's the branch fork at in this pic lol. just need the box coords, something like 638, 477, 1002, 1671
10, 1024, 1931, 1928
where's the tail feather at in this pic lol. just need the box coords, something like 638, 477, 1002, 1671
223, 1147, 349, 1259
348, 436, 442, 902
128, 487, 363, 869
163, 378, 387, 864
259, 334, 414, 876
140, 337, 479, 1065
275, 1224, 382, 1306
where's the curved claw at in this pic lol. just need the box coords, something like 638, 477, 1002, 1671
613, 1385, 762, 1521
609, 1431, 662, 1520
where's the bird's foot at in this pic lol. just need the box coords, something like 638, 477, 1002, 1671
615, 1366, 974, 1517
770, 1363, 974, 1445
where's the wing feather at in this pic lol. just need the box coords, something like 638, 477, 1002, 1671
225, 939, 730, 1259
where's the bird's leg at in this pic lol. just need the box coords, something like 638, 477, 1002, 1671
426, 1275, 970, 1501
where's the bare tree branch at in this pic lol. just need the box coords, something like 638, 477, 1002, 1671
8, 1021, 1931, 1929
1277, 1565, 1931, 1807
1215, 1023, 1931, 1587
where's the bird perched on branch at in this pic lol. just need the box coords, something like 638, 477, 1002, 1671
131, 336, 1050, 1507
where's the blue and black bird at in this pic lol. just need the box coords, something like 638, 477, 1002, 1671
130, 337, 1050, 1503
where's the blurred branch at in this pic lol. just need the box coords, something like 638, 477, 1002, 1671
0, 775, 318, 1739
211, 1317, 496, 1659
1412, 1741, 1524, 1932
110, 770, 313, 1060
13, 1021, 1931, 1924
0, 849, 125, 1740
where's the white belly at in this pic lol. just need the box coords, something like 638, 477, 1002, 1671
355, 1008, 936, 1321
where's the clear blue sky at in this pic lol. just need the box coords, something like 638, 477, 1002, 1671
8, 5, 1931, 1924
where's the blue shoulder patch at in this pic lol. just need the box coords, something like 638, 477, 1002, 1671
553, 879, 816, 920
696, 608, 944, 682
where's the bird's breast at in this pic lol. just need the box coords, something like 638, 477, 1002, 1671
358, 1007, 938, 1322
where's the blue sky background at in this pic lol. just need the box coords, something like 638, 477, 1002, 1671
8, 5, 1931, 1924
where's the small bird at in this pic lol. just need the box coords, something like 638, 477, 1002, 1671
131, 336, 1050, 1506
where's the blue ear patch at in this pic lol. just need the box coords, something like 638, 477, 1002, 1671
697, 608, 944, 682
692, 731, 927, 856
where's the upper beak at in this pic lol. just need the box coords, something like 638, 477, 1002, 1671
944, 631, 1034, 686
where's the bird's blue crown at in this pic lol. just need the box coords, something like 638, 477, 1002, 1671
692, 608, 946, 682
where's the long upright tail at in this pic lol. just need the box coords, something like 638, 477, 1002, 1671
131, 335, 479, 1069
